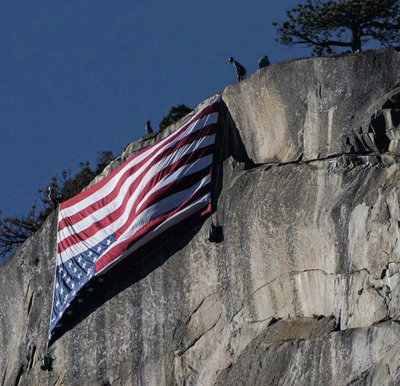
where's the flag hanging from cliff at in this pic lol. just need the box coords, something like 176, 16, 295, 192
47, 95, 221, 345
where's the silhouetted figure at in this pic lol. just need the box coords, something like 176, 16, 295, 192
145, 120, 153, 134
47, 186, 59, 209
228, 57, 246, 82
258, 55, 270, 69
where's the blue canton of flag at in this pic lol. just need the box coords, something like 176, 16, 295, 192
49, 234, 115, 338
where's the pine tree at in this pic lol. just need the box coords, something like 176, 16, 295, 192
0, 151, 114, 258
273, 0, 400, 56
159, 104, 193, 131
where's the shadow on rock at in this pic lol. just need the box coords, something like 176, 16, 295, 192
210, 99, 253, 215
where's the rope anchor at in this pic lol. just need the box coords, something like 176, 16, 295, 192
208, 222, 223, 243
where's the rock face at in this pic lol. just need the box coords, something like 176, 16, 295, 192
2, 47, 400, 386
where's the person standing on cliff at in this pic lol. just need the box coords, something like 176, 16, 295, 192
145, 120, 153, 134
258, 55, 270, 69
47, 186, 60, 209
228, 57, 246, 82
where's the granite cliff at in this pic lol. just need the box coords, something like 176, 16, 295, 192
2, 47, 400, 386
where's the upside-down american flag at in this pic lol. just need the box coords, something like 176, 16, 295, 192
48, 95, 221, 345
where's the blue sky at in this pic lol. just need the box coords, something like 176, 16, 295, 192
0, 0, 314, 218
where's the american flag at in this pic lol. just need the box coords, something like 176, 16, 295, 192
48, 95, 221, 344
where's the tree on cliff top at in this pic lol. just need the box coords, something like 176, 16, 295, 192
273, 0, 400, 56
0, 151, 114, 259
159, 104, 193, 131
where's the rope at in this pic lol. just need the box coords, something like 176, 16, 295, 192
43, 204, 61, 354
